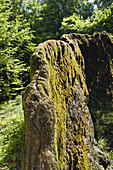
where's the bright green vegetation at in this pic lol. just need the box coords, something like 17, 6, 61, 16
0, 0, 113, 169
61, 3, 113, 35
0, 95, 24, 170
98, 137, 113, 169
1, 0, 113, 104
0, 0, 35, 104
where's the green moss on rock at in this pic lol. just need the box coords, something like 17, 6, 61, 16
22, 32, 111, 169
62, 32, 113, 107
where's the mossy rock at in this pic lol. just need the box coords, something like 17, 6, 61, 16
22, 33, 112, 169
62, 32, 113, 108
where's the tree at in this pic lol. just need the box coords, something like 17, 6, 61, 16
32, 0, 94, 42
94, 0, 113, 9
60, 3, 113, 35
77, 0, 94, 19
0, 0, 35, 103
22, 0, 42, 43
7, 0, 94, 44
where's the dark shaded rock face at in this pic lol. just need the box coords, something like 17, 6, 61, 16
22, 32, 112, 169
62, 32, 113, 107
62, 32, 113, 152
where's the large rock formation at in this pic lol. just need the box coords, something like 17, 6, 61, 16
62, 32, 113, 107
22, 32, 112, 169
62, 32, 113, 148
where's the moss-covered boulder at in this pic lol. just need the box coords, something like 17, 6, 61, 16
22, 33, 111, 169
62, 32, 113, 108
62, 32, 113, 153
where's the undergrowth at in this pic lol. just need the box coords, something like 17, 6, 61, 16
0, 94, 113, 169
90, 102, 113, 163
0, 95, 24, 170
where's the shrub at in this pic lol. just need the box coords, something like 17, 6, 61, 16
0, 95, 24, 170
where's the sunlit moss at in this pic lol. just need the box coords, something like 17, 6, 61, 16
32, 40, 90, 169
22, 36, 93, 169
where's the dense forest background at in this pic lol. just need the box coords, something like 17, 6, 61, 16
0, 0, 113, 169
0, 0, 113, 103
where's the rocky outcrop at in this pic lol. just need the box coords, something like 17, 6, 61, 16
62, 32, 113, 152
22, 32, 112, 169
62, 32, 113, 108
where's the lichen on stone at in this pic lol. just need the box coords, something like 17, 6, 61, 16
22, 32, 112, 170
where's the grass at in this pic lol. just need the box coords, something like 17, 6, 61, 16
0, 95, 24, 170
0, 94, 113, 169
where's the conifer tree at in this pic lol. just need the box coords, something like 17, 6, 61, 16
0, 0, 34, 103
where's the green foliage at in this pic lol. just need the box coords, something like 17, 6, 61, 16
0, 59, 26, 102
90, 102, 113, 164
0, 95, 24, 170
0, 0, 99, 102
22, 0, 44, 44
94, 0, 113, 9
90, 102, 113, 147
25, 0, 94, 43
98, 137, 107, 150
77, 0, 94, 19
0, 0, 35, 103
1, 0, 113, 104
61, 3, 113, 35
98, 137, 113, 164
107, 150, 113, 161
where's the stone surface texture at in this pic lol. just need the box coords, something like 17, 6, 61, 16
22, 32, 112, 170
